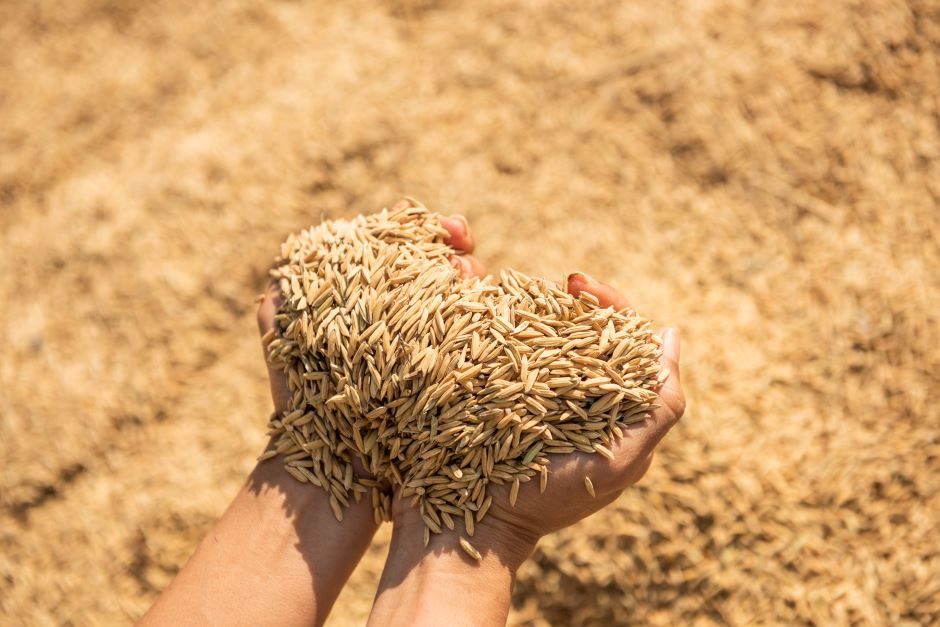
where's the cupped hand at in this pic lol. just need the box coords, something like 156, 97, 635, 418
256, 199, 486, 415
391, 272, 685, 561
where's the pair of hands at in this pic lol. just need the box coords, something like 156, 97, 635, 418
140, 207, 683, 627
255, 206, 685, 625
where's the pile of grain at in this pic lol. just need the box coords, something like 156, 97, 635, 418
3, 1, 937, 624
263, 200, 663, 545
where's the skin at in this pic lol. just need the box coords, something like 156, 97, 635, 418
139, 205, 478, 627
368, 270, 685, 627
140, 205, 685, 626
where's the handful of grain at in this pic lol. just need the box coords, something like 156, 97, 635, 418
263, 200, 663, 550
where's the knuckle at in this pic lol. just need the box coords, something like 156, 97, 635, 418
256, 298, 269, 326
670, 391, 687, 421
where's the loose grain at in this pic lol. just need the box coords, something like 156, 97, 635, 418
584, 476, 596, 498
459, 537, 483, 562
265, 200, 663, 547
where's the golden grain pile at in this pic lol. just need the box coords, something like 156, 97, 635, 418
2, 1, 937, 625
264, 202, 662, 547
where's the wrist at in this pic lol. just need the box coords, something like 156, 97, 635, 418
392, 512, 538, 574
248, 455, 380, 538
142, 455, 379, 627
368, 516, 538, 626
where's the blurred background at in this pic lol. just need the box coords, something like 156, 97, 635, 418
1, 0, 937, 624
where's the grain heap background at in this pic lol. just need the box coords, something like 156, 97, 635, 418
1, 1, 937, 625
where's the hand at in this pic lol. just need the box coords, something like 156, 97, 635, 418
256, 200, 487, 415
370, 272, 685, 627
467, 273, 683, 540
141, 201, 485, 627
392, 271, 684, 547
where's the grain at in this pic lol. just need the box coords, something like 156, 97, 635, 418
265, 200, 663, 548
459, 537, 483, 562
593, 443, 615, 461
8, 3, 939, 624
329, 495, 344, 522
584, 476, 596, 498
256, 449, 278, 462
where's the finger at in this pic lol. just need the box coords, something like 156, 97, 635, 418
257, 283, 291, 414
450, 254, 487, 279
650, 327, 685, 432
659, 327, 682, 391
389, 199, 475, 254
607, 328, 682, 480
439, 214, 475, 254
566, 272, 631, 310
256, 282, 281, 336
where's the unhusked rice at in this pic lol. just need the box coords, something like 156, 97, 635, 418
264, 199, 663, 543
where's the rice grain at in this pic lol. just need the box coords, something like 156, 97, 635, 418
584, 476, 596, 498
265, 200, 663, 548
459, 537, 483, 562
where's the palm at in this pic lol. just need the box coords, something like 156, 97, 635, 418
391, 270, 684, 544
479, 374, 683, 538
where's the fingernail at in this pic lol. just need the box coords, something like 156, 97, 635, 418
665, 328, 681, 350
450, 214, 470, 237
566, 271, 596, 291
450, 256, 469, 274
